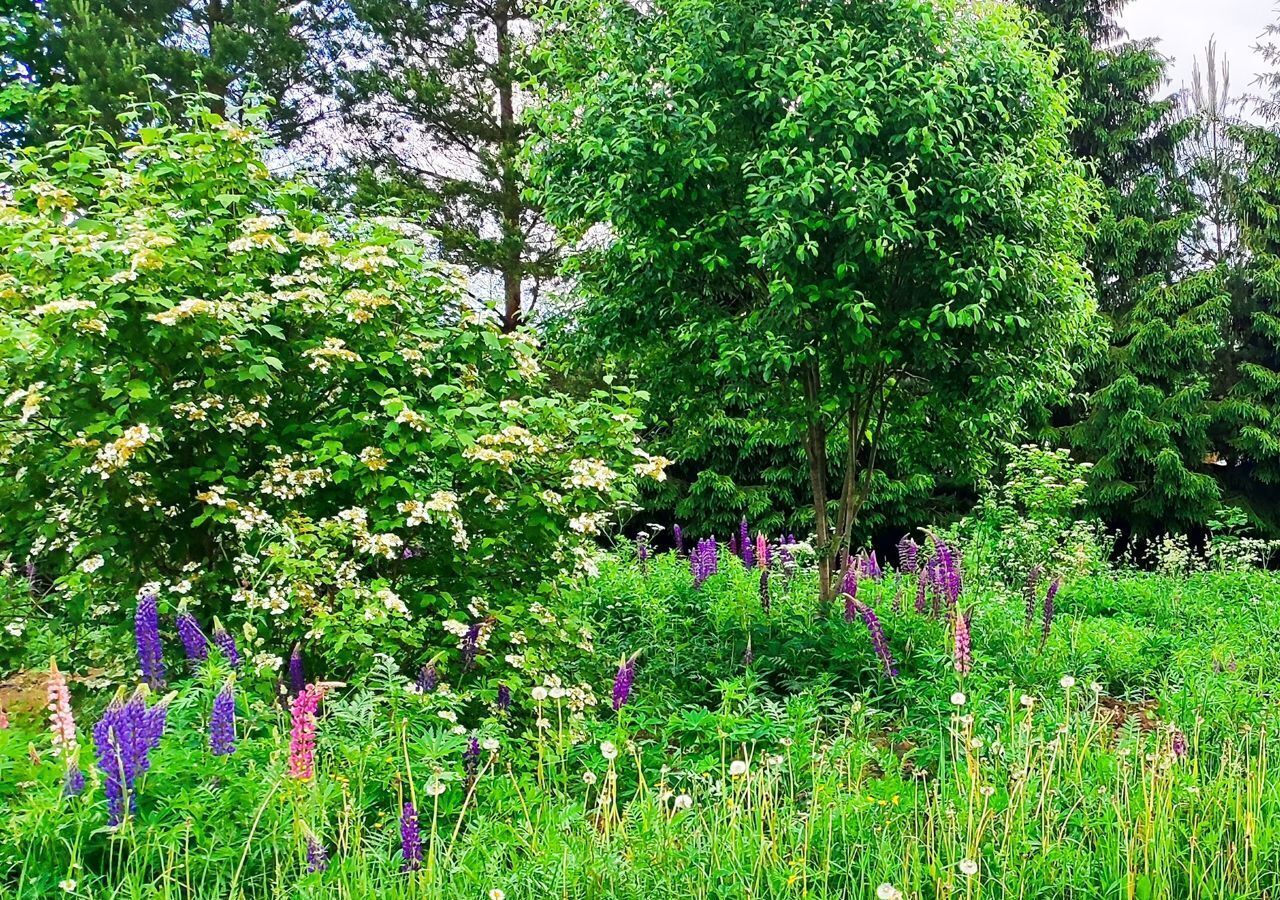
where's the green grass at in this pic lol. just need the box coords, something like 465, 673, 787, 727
5, 558, 1280, 898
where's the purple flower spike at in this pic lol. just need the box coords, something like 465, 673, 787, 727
1172, 728, 1189, 760
897, 536, 919, 574
461, 622, 481, 670
464, 735, 481, 781
93, 690, 169, 825
177, 612, 209, 662
307, 836, 330, 873
915, 574, 928, 615
212, 619, 242, 670
135, 593, 165, 689
636, 534, 649, 572
759, 568, 771, 613
612, 655, 637, 711
496, 684, 511, 713
1023, 565, 1043, 625
289, 643, 306, 696
400, 801, 422, 872
417, 663, 437, 694
692, 537, 719, 587
740, 517, 753, 567
854, 601, 897, 677
844, 592, 858, 624
1041, 578, 1060, 646
673, 524, 684, 554
210, 682, 236, 756
63, 764, 85, 798
841, 564, 859, 602
954, 610, 972, 676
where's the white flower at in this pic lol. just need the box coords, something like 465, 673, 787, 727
437, 709, 458, 723
481, 737, 500, 752
673, 793, 693, 810
600, 741, 618, 760
1060, 675, 1076, 690
950, 691, 967, 706
531, 686, 549, 702
583, 771, 598, 785
959, 858, 979, 876
876, 885, 902, 900
489, 890, 506, 900
425, 780, 447, 796
729, 760, 748, 777
5, 620, 26, 637
1019, 694, 1035, 709
59, 880, 77, 893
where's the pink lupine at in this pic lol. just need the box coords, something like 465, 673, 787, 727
755, 532, 769, 569
47, 658, 77, 758
953, 610, 972, 677
288, 684, 322, 780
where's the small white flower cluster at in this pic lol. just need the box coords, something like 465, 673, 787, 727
87, 424, 160, 478
303, 337, 363, 374
563, 458, 619, 493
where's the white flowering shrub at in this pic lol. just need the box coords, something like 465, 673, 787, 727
0, 110, 667, 681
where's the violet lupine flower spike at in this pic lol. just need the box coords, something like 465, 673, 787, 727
612, 655, 638, 711
306, 835, 330, 873
673, 524, 684, 555
953, 610, 972, 677
135, 593, 165, 690
841, 564, 859, 602
1041, 578, 1060, 647
400, 801, 422, 872
496, 684, 511, 713
417, 662, 438, 694
1171, 727, 1189, 760
211, 618, 242, 670
915, 571, 928, 615
288, 643, 306, 697
93, 689, 169, 826
855, 601, 898, 677
897, 535, 920, 575
464, 735, 481, 783
759, 568, 771, 613
176, 611, 209, 662
636, 534, 649, 573
210, 681, 236, 756
63, 763, 85, 798
740, 517, 754, 568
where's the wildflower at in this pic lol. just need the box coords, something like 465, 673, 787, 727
1019, 694, 1035, 709
92, 690, 169, 825
306, 836, 329, 873
897, 535, 919, 574
755, 532, 769, 569
176, 612, 209, 662
489, 891, 506, 900
288, 685, 322, 780
950, 691, 966, 706
729, 759, 748, 777
743, 640, 754, 667
211, 618, 242, 669
481, 737, 500, 752
1171, 727, 1189, 760
59, 880, 76, 893
959, 858, 979, 876
1059, 675, 1076, 690
612, 655, 637, 711
740, 517, 753, 567
691, 537, 719, 587
860, 550, 883, 581
47, 658, 77, 757
288, 643, 306, 697
1042, 578, 1060, 646
953, 609, 972, 676
877, 884, 903, 900
531, 686, 548, 702
636, 534, 649, 572
673, 524, 684, 554
417, 662, 438, 694
496, 684, 511, 712
425, 780, 447, 796
210, 682, 236, 756
135, 593, 165, 689
464, 735, 482, 782
854, 602, 898, 677
400, 801, 422, 872
759, 568, 771, 613
673, 793, 693, 810
1023, 564, 1043, 625
63, 764, 85, 797
583, 771, 598, 785
600, 741, 618, 761
915, 571, 928, 615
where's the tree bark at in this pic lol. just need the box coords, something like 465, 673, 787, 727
801, 357, 833, 601
495, 0, 523, 332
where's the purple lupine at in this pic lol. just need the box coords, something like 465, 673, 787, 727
840, 563, 859, 602
461, 622, 481, 670
854, 601, 897, 677
417, 663, 438, 694
692, 538, 719, 587
400, 801, 422, 872
1041, 578, 1060, 646
673, 524, 684, 554
953, 610, 972, 676
861, 550, 883, 581
929, 535, 962, 608
915, 572, 928, 615
210, 682, 236, 756
306, 836, 330, 873
777, 542, 794, 576
892, 586, 903, 614
636, 534, 649, 573
92, 690, 169, 825
740, 517, 754, 568
135, 593, 165, 690
844, 591, 858, 624
401, 545, 416, 559
612, 655, 637, 711
496, 684, 511, 713
729, 534, 739, 559
288, 643, 306, 697
1171, 728, 1189, 760
176, 612, 209, 662
897, 535, 920, 574
63, 764, 85, 798
1023, 565, 1044, 625
759, 568, 771, 613
464, 735, 481, 781
743, 642, 754, 666
212, 619, 242, 670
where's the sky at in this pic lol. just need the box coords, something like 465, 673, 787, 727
1120, 0, 1274, 102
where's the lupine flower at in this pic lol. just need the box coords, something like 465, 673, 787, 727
743, 641, 753, 667
844, 591, 858, 624
92, 690, 169, 825
496, 684, 511, 713
854, 602, 897, 677
461, 622, 481, 670
1171, 727, 1189, 760
210, 682, 236, 756
612, 655, 637, 711
740, 517, 754, 568
176, 612, 209, 662
288, 685, 321, 780
417, 663, 438, 694
729, 534, 739, 559
1023, 565, 1043, 625
211, 618, 242, 670
759, 568, 771, 613
892, 586, 903, 613
860, 550, 883, 581
673, 524, 684, 554
1042, 578, 1060, 646
929, 535, 962, 607
400, 801, 422, 872
288, 643, 306, 697
897, 536, 920, 574
841, 564, 859, 602
306, 836, 330, 873
915, 574, 928, 615
63, 764, 85, 798
755, 532, 769, 569
464, 735, 481, 781
692, 538, 718, 587
135, 593, 165, 689
953, 610, 972, 676
47, 658, 77, 758
636, 534, 649, 572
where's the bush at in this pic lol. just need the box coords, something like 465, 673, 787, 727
0, 108, 666, 685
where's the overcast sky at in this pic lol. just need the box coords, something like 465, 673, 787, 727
1120, 0, 1274, 102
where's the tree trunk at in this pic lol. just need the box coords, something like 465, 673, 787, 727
495, 0, 523, 332
802, 358, 833, 601
205, 0, 229, 117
